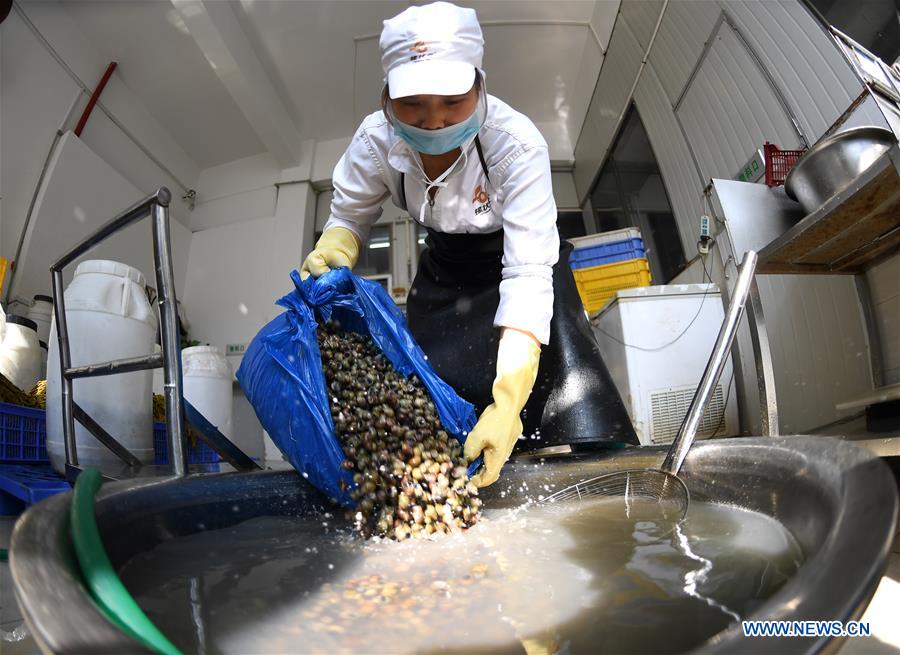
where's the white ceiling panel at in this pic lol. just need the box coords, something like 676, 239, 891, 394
482, 24, 593, 124
591, 0, 620, 52
237, 0, 406, 142
62, 0, 266, 168
462, 1, 596, 22
248, 1, 601, 143
54, 1, 616, 171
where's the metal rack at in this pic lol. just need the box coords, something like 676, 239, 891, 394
753, 144, 900, 456
758, 144, 900, 275
710, 134, 899, 442
51, 187, 258, 480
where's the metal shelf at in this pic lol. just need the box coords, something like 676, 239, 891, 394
757, 144, 900, 274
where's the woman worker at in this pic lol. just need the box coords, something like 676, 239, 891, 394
301, 2, 636, 487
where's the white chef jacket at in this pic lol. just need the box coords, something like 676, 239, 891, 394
324, 94, 559, 345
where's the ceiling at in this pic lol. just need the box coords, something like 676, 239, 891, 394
58, 0, 616, 172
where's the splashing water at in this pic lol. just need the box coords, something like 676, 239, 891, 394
120, 499, 803, 654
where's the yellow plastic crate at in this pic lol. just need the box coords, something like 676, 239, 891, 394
572, 257, 652, 313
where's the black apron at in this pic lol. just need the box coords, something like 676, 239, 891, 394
399, 144, 638, 450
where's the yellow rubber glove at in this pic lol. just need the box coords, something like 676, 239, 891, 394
299, 227, 361, 280
464, 328, 541, 487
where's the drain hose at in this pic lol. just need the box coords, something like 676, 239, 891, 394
71, 468, 182, 655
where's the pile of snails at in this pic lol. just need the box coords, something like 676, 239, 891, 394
317, 321, 481, 540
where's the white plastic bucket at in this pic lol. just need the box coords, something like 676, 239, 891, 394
27, 294, 54, 344
0, 315, 42, 391
181, 345, 250, 454
46, 260, 157, 473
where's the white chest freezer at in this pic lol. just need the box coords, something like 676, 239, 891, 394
591, 283, 739, 446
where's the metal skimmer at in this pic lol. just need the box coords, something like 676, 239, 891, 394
544, 250, 759, 521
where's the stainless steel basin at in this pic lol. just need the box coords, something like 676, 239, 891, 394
784, 126, 896, 213
10, 436, 898, 654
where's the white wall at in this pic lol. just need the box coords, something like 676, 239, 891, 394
181, 181, 312, 356
312, 137, 353, 188
187, 153, 281, 232
12, 131, 191, 309
1, 3, 201, 309
675, 20, 803, 180
574, 0, 893, 434
866, 253, 900, 386
552, 172, 580, 210
574, 17, 643, 196
182, 179, 315, 460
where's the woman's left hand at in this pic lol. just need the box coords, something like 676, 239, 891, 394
464, 329, 541, 487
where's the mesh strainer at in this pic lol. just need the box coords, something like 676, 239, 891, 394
544, 250, 759, 521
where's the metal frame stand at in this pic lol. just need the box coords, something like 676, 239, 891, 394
746, 278, 779, 436
51, 187, 258, 480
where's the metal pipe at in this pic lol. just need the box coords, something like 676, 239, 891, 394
822, 90, 870, 140
74, 62, 117, 138
73, 403, 141, 468
65, 353, 163, 379
184, 401, 261, 472
49, 186, 254, 476
151, 196, 187, 477
662, 250, 758, 475
51, 188, 171, 272
47, 187, 266, 478
4, 90, 82, 306
747, 277, 779, 436
51, 268, 78, 467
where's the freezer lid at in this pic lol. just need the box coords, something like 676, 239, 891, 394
588, 283, 721, 321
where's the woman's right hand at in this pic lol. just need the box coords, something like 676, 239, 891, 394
300, 227, 361, 279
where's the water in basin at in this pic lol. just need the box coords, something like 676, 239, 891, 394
119, 498, 803, 654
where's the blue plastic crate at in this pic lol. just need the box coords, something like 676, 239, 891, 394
0, 402, 49, 463
153, 422, 220, 469
569, 238, 646, 270
0, 464, 70, 516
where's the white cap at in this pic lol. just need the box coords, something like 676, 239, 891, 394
380, 2, 483, 99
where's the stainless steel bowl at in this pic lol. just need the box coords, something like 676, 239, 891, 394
784, 126, 896, 214
10, 436, 899, 654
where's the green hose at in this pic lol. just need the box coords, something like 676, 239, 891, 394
70, 468, 182, 655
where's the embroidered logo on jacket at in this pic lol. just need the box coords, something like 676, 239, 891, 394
472, 185, 492, 216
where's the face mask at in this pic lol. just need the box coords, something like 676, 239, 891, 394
386, 86, 488, 223
392, 106, 482, 155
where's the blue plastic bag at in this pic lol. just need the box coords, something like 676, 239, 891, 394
237, 268, 478, 506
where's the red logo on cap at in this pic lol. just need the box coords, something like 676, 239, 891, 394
409, 41, 428, 54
